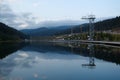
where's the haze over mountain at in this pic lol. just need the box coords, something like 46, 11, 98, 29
33, 20, 85, 28
25, 17, 110, 29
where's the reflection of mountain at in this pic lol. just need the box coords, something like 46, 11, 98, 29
22, 42, 72, 54
0, 42, 120, 65
0, 42, 28, 79
0, 42, 27, 59
0, 42, 120, 79
94, 46, 120, 65
22, 42, 120, 65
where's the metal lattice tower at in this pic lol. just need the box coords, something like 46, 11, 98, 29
82, 15, 96, 41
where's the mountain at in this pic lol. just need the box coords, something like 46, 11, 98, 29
56, 16, 120, 35
94, 16, 120, 31
21, 16, 120, 37
21, 25, 76, 36
0, 22, 27, 41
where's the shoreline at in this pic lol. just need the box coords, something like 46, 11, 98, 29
0, 40, 120, 46
51, 40, 120, 46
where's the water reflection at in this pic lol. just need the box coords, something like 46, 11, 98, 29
0, 42, 120, 80
50, 42, 120, 65
0, 42, 27, 59
82, 43, 96, 69
0, 42, 27, 80
1, 42, 119, 65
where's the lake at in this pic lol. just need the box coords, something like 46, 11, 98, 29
0, 42, 120, 80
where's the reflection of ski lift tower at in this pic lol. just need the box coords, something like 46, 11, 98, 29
82, 15, 95, 41
67, 42, 74, 53
82, 44, 96, 69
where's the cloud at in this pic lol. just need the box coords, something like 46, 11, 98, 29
19, 23, 29, 28
0, 0, 4, 3
0, 3, 17, 25
18, 52, 29, 58
0, 1, 84, 30
0, 2, 38, 29
33, 3, 40, 7
5, 0, 20, 3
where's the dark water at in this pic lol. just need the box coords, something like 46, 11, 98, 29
0, 42, 120, 80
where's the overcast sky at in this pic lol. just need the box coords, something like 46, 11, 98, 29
0, 0, 120, 30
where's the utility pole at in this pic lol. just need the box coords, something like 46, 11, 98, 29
80, 25, 82, 33
82, 15, 95, 41
71, 27, 73, 35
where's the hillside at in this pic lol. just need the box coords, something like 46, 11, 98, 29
21, 16, 120, 37
59, 16, 120, 41
0, 22, 27, 41
21, 25, 75, 36
56, 16, 120, 35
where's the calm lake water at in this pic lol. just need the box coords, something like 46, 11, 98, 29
0, 42, 120, 80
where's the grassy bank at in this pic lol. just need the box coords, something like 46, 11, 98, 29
63, 32, 120, 42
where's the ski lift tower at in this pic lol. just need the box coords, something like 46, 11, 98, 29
82, 15, 96, 41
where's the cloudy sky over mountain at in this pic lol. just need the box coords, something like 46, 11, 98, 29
0, 0, 120, 29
